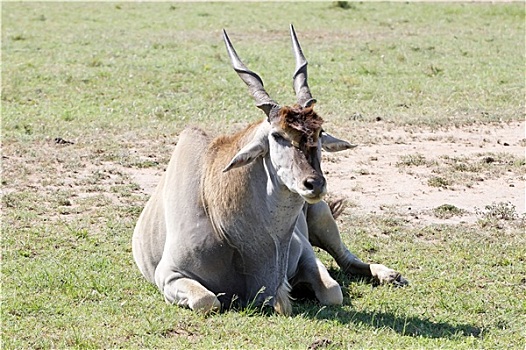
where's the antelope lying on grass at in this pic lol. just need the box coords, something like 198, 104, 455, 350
132, 25, 407, 315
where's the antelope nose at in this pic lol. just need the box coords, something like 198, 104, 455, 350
303, 176, 326, 196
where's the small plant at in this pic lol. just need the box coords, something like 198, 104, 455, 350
428, 176, 450, 188
232, 287, 274, 316
357, 168, 371, 175
10, 34, 27, 41
396, 153, 427, 167
332, 1, 355, 10
87, 57, 103, 67
426, 64, 443, 77
475, 201, 525, 229
433, 204, 465, 219
476, 201, 519, 221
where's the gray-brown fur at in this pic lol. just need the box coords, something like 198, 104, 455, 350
132, 26, 407, 315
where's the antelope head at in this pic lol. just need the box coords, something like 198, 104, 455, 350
223, 25, 355, 204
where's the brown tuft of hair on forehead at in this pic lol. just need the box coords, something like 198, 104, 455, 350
278, 105, 324, 147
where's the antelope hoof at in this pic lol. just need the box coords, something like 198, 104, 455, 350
371, 264, 409, 287
190, 293, 221, 315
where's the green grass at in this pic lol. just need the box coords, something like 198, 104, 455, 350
397, 151, 526, 189
2, 2, 525, 349
433, 204, 466, 219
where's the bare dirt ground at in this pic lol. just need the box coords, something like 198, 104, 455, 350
129, 121, 525, 226
323, 121, 525, 225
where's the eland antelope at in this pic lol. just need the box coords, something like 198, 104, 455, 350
132, 25, 407, 315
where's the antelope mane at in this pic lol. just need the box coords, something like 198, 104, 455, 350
278, 105, 324, 148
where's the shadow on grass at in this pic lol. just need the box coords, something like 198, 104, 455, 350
298, 304, 481, 339
292, 271, 481, 339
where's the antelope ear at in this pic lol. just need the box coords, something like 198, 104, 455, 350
223, 141, 267, 172
223, 121, 271, 172
321, 131, 357, 152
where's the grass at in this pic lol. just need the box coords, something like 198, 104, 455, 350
2, 2, 525, 349
476, 201, 526, 229
433, 204, 466, 219
398, 151, 525, 189
396, 153, 428, 167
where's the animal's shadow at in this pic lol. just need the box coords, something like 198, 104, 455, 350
290, 270, 481, 339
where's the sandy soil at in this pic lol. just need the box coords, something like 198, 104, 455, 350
323, 121, 525, 224
130, 121, 525, 226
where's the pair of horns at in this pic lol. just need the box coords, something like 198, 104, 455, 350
223, 25, 316, 118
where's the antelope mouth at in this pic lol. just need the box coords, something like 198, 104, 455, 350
299, 188, 327, 204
